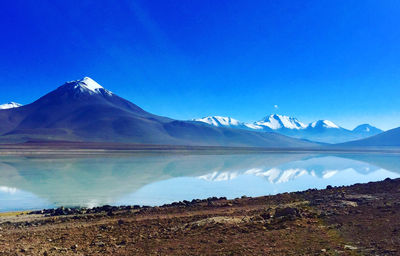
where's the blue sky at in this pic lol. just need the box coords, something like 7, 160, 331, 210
1, 0, 399, 130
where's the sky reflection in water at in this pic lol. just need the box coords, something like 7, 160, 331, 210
0, 153, 399, 212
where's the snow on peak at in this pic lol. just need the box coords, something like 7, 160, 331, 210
78, 77, 103, 91
192, 114, 353, 133
255, 114, 307, 130
310, 120, 339, 129
353, 124, 381, 133
244, 123, 263, 130
0, 102, 23, 110
67, 77, 112, 95
194, 116, 241, 127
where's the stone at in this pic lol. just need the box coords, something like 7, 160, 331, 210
275, 207, 300, 219
96, 242, 105, 247
344, 245, 358, 250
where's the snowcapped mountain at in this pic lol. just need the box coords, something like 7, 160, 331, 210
194, 114, 339, 132
352, 124, 382, 134
309, 120, 339, 129
255, 117, 350, 143
0, 102, 22, 110
194, 116, 242, 128
66, 77, 113, 96
194, 116, 262, 130
0, 77, 316, 148
301, 122, 382, 143
195, 114, 336, 132
255, 114, 307, 130
193, 114, 383, 144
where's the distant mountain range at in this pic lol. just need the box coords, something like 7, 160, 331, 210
0, 77, 315, 148
1, 77, 397, 147
194, 114, 383, 143
339, 127, 400, 147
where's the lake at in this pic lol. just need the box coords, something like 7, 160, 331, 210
0, 152, 399, 212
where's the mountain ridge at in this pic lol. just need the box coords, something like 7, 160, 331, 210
194, 114, 383, 143
0, 77, 316, 148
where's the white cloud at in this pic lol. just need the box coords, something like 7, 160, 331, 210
274, 105, 279, 109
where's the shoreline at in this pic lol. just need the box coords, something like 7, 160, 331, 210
1, 178, 399, 255
0, 143, 400, 156
1, 150, 400, 156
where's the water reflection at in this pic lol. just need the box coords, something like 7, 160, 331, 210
0, 153, 399, 212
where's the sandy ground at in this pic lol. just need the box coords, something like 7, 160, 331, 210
1, 178, 400, 255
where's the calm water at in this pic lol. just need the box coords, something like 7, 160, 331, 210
0, 152, 399, 212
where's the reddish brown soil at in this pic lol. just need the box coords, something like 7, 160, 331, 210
1, 178, 399, 255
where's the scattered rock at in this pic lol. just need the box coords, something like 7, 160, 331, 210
275, 207, 301, 220
4, 177, 400, 255
95, 242, 105, 247
344, 245, 358, 250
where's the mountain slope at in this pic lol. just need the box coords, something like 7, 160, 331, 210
0, 77, 316, 147
0, 77, 171, 143
339, 127, 400, 147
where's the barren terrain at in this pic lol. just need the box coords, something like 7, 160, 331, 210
1, 178, 399, 255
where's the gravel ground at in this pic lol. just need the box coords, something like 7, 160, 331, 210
1, 178, 399, 255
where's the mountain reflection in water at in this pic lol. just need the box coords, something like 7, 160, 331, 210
0, 153, 399, 212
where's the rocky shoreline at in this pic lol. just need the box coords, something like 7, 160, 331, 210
1, 178, 400, 255
27, 197, 228, 217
